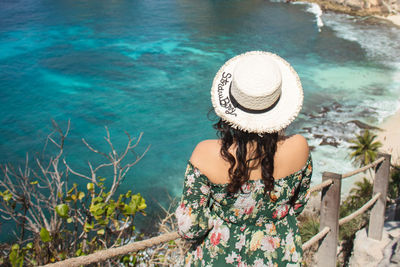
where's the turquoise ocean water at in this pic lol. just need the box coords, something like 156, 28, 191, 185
1, 0, 399, 233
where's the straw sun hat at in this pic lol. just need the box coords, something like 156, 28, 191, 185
211, 51, 303, 134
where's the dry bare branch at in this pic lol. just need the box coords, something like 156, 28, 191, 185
0, 121, 149, 266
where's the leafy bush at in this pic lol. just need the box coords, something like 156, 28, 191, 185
338, 177, 372, 241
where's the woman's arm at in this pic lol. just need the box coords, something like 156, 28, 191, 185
292, 155, 313, 216
175, 162, 211, 241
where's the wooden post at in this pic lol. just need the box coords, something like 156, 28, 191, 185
368, 153, 391, 240
317, 172, 342, 267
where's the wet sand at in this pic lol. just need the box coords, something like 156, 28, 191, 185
377, 109, 400, 165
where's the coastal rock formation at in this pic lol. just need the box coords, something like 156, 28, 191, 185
378, 236, 400, 266
349, 203, 400, 267
296, 0, 400, 16
343, 0, 399, 13
349, 221, 400, 267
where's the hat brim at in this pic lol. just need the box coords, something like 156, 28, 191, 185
211, 51, 303, 134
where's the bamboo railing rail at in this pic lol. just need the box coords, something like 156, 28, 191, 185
392, 164, 400, 171
342, 157, 384, 178
41, 232, 180, 267
309, 179, 333, 193
302, 226, 331, 251
41, 154, 392, 267
338, 192, 381, 226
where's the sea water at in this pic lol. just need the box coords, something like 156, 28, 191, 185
1, 0, 399, 233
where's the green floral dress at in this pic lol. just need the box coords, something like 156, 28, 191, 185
175, 154, 312, 267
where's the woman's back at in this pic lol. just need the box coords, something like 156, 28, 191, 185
177, 136, 312, 266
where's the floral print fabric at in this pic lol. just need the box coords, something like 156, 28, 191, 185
176, 154, 312, 266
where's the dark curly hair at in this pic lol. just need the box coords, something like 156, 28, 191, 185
213, 119, 279, 194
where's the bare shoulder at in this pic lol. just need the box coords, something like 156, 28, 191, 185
191, 139, 219, 157
274, 134, 310, 177
189, 139, 220, 168
280, 134, 309, 157
283, 134, 309, 149
189, 140, 234, 184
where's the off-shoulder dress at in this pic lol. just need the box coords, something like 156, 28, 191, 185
175, 154, 312, 267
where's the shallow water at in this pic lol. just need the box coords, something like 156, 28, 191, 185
1, 0, 399, 233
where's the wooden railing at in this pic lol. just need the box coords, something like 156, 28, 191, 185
308, 153, 391, 267
41, 153, 392, 267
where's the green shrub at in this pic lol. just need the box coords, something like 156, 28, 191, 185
299, 214, 320, 243
339, 177, 372, 241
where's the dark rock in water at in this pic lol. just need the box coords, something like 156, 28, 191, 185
319, 138, 340, 147
332, 101, 343, 109
309, 102, 344, 118
332, 102, 344, 113
313, 134, 324, 139
302, 127, 312, 133
309, 145, 316, 151
321, 106, 330, 114
307, 112, 325, 119
347, 120, 382, 130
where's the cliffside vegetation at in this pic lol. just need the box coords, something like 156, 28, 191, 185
0, 121, 149, 266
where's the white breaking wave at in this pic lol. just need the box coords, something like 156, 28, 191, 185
306, 3, 324, 31
293, 2, 324, 32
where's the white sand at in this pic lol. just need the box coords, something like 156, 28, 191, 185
376, 109, 400, 165
375, 14, 400, 27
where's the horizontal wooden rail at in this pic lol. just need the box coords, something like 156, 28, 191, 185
387, 196, 400, 204
310, 179, 333, 193
391, 164, 400, 171
338, 193, 381, 226
302, 226, 330, 251
342, 157, 384, 178
41, 232, 180, 267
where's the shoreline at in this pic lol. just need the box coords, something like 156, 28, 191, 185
375, 14, 400, 27
292, 0, 400, 27
376, 108, 400, 165
293, 0, 400, 161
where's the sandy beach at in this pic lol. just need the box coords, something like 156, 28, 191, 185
377, 108, 400, 165
376, 14, 400, 27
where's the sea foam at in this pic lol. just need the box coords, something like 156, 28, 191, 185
293, 2, 324, 32
322, 12, 400, 119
